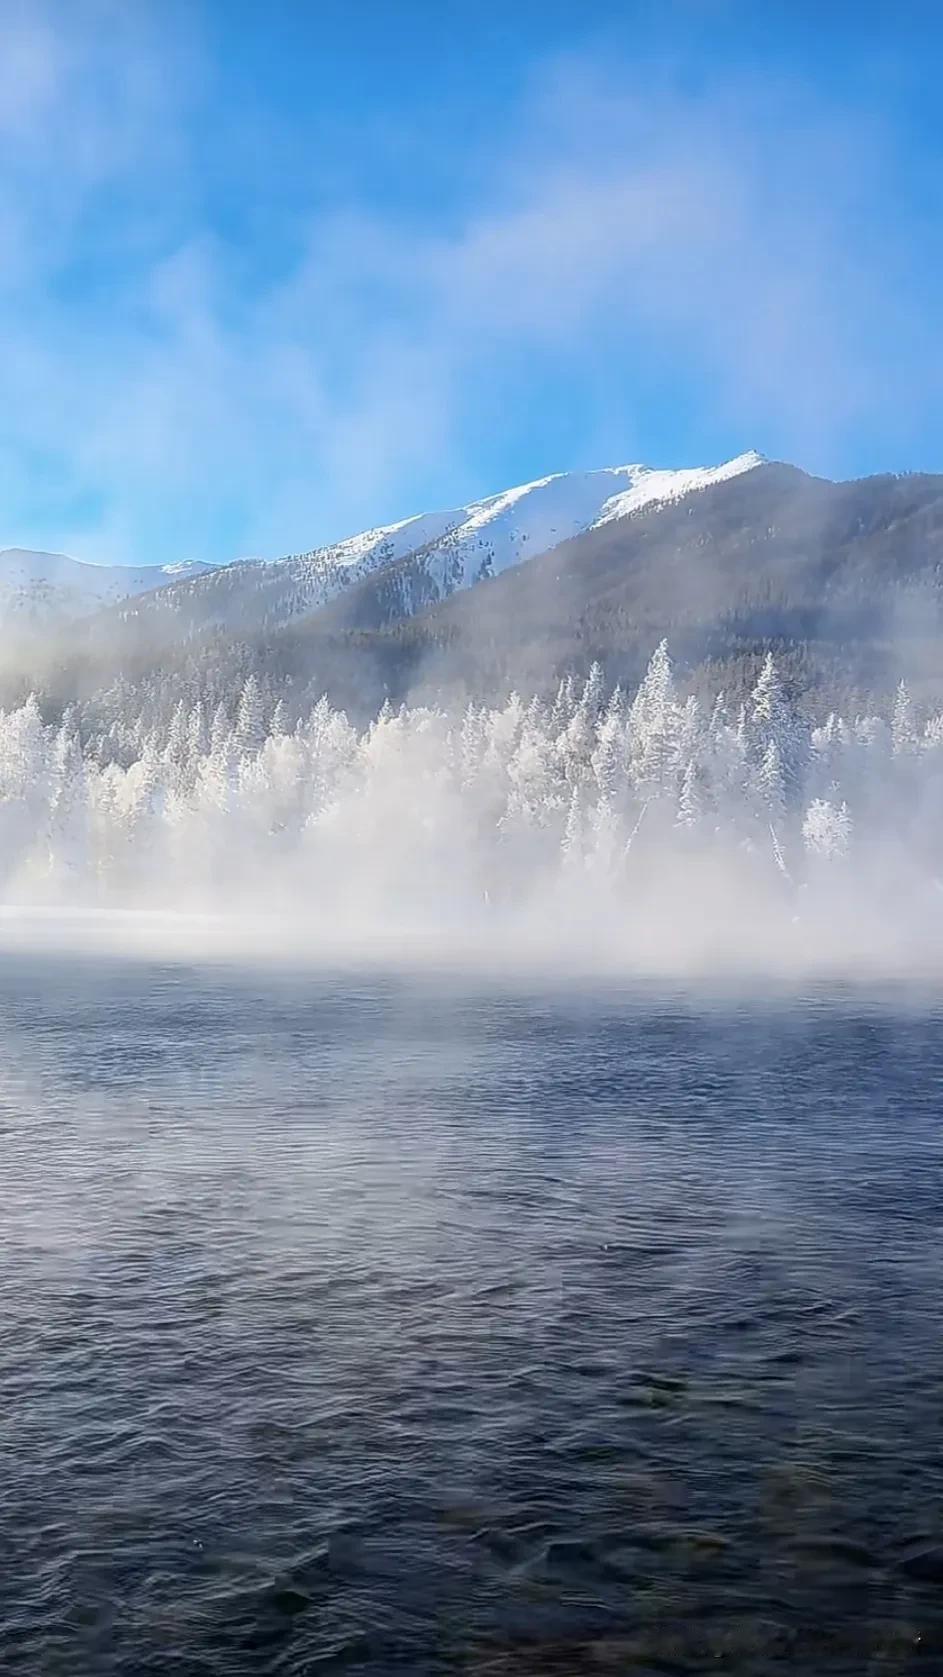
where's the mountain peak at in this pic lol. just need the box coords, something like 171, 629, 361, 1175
592, 450, 766, 528
0, 547, 217, 627
0, 452, 770, 635
101, 448, 770, 642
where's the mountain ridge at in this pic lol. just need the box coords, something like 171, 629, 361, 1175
0, 547, 214, 626
0, 452, 766, 634
11, 453, 943, 724
105, 450, 766, 641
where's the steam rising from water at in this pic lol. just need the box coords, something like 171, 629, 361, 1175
1, 644, 942, 976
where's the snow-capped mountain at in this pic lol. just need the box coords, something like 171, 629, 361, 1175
0, 549, 214, 627
399, 452, 765, 597
114, 451, 765, 639
0, 453, 764, 637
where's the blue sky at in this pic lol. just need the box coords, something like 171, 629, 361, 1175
1, 0, 942, 565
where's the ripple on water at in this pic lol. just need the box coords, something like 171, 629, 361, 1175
1, 964, 943, 1674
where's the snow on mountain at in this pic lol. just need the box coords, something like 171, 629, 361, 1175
152, 560, 215, 581
0, 549, 215, 626
0, 453, 766, 636
311, 508, 468, 570
118, 450, 765, 639
419, 452, 765, 596
591, 451, 766, 527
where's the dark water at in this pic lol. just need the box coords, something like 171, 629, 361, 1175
2, 958, 943, 1674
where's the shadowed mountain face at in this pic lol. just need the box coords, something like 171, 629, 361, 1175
9, 460, 943, 718
199, 462, 943, 717
352, 462, 943, 709
99, 453, 764, 642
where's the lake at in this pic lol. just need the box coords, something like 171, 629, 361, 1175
2, 957, 942, 1673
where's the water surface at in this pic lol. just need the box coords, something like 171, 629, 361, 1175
2, 959, 942, 1673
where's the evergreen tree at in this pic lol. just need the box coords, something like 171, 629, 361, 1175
580, 661, 606, 722
750, 652, 804, 801
628, 641, 676, 801
757, 738, 786, 826
561, 786, 585, 870
235, 675, 266, 756
803, 798, 852, 859
892, 680, 917, 757
676, 760, 702, 830
210, 703, 231, 758
550, 674, 577, 736
187, 701, 208, 760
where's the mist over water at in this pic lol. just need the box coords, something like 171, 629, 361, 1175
1, 6, 941, 1671
0, 644, 941, 976
3, 645, 939, 1671
3, 956, 943, 1674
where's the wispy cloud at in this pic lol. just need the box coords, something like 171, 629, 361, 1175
0, 5, 940, 563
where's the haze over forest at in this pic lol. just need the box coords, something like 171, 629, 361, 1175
0, 451, 936, 971
1, 2, 942, 973
3, 451, 943, 725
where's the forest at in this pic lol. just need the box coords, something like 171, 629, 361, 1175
0, 641, 939, 970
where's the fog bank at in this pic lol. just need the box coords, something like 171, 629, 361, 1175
0, 646, 940, 978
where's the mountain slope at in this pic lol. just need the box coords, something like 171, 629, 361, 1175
359, 461, 943, 709
0, 548, 214, 626
188, 460, 943, 719
109, 452, 765, 640
13, 453, 943, 729
40, 458, 943, 728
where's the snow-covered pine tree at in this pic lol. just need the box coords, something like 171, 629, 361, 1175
580, 661, 606, 723
550, 673, 577, 736
756, 737, 787, 827
892, 679, 917, 757
676, 759, 702, 830
802, 798, 852, 859
210, 702, 232, 759
628, 640, 676, 802
235, 675, 267, 757
186, 701, 208, 761
561, 785, 585, 871
749, 652, 805, 803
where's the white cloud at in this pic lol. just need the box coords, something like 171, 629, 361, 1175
0, 11, 939, 562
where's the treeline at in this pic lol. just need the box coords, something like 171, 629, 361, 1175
0, 644, 940, 929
